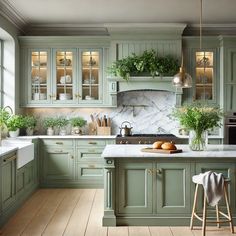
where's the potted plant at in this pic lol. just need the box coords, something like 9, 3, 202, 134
6, 115, 25, 138
70, 117, 87, 135
43, 117, 57, 135
108, 49, 179, 81
23, 115, 37, 136
0, 108, 11, 139
55, 117, 69, 135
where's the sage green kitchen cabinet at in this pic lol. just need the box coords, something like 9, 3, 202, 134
117, 161, 191, 215
41, 147, 75, 184
16, 161, 34, 197
19, 36, 113, 107
52, 49, 77, 104
76, 139, 115, 188
1, 152, 17, 210
21, 49, 51, 105
117, 161, 153, 214
219, 36, 236, 112
156, 163, 191, 214
183, 37, 220, 105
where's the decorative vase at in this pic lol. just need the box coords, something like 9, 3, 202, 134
189, 130, 208, 151
59, 128, 67, 136
9, 128, 20, 138
47, 127, 54, 136
26, 127, 34, 136
71, 126, 82, 135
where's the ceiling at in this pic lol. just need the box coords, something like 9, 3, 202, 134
1, 0, 236, 35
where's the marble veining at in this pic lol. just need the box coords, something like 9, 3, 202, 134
27, 91, 179, 135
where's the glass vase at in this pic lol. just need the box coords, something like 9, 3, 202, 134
189, 130, 208, 151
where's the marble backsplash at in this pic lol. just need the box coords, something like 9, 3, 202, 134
26, 91, 180, 135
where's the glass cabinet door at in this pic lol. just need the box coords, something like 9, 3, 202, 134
53, 50, 75, 102
194, 51, 215, 101
30, 51, 49, 102
80, 50, 102, 102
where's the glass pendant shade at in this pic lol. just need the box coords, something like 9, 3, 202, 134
173, 67, 192, 88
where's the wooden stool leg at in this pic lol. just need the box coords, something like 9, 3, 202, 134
216, 204, 220, 228
224, 184, 234, 233
190, 184, 199, 230
202, 193, 207, 236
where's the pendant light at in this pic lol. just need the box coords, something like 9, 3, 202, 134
172, 53, 192, 88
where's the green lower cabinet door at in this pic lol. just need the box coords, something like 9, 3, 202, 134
1, 155, 16, 210
118, 162, 153, 214
42, 148, 75, 181
156, 163, 191, 214
195, 163, 235, 212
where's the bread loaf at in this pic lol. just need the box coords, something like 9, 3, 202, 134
152, 141, 164, 149
161, 142, 177, 150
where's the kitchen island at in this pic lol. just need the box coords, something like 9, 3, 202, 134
102, 144, 236, 226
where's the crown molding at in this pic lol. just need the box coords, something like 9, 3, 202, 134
0, 0, 27, 33
184, 24, 236, 36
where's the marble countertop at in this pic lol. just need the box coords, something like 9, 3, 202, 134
16, 135, 116, 139
102, 144, 236, 159
0, 146, 18, 157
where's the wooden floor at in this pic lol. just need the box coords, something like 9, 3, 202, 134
0, 189, 235, 236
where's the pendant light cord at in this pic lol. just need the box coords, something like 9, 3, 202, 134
200, 0, 202, 50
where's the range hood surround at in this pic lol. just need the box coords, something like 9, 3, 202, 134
108, 77, 183, 107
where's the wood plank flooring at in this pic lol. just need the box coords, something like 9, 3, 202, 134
0, 189, 235, 236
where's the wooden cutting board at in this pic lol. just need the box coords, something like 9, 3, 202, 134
141, 148, 183, 154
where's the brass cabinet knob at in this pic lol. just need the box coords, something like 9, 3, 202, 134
156, 168, 162, 174
147, 169, 153, 174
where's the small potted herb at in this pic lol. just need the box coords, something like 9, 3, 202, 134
43, 117, 57, 135
55, 117, 69, 136
70, 117, 87, 135
6, 115, 25, 137
0, 108, 11, 138
23, 115, 37, 136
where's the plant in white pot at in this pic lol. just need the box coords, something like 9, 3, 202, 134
55, 117, 69, 136
70, 117, 87, 135
43, 117, 56, 135
6, 115, 25, 138
23, 115, 37, 136
0, 108, 11, 139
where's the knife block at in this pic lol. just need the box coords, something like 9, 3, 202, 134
97, 127, 111, 135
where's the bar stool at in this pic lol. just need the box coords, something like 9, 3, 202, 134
190, 177, 234, 236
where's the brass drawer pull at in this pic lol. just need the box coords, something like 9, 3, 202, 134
55, 142, 63, 145
3, 155, 17, 163
88, 164, 95, 168
54, 150, 63, 153
88, 142, 97, 145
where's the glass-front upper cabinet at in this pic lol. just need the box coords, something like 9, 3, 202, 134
30, 50, 50, 103
194, 50, 216, 101
80, 49, 102, 103
53, 50, 76, 103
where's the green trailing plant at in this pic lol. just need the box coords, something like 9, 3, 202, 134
43, 117, 57, 128
6, 115, 25, 131
70, 117, 87, 127
55, 117, 69, 128
108, 49, 179, 81
23, 115, 37, 129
